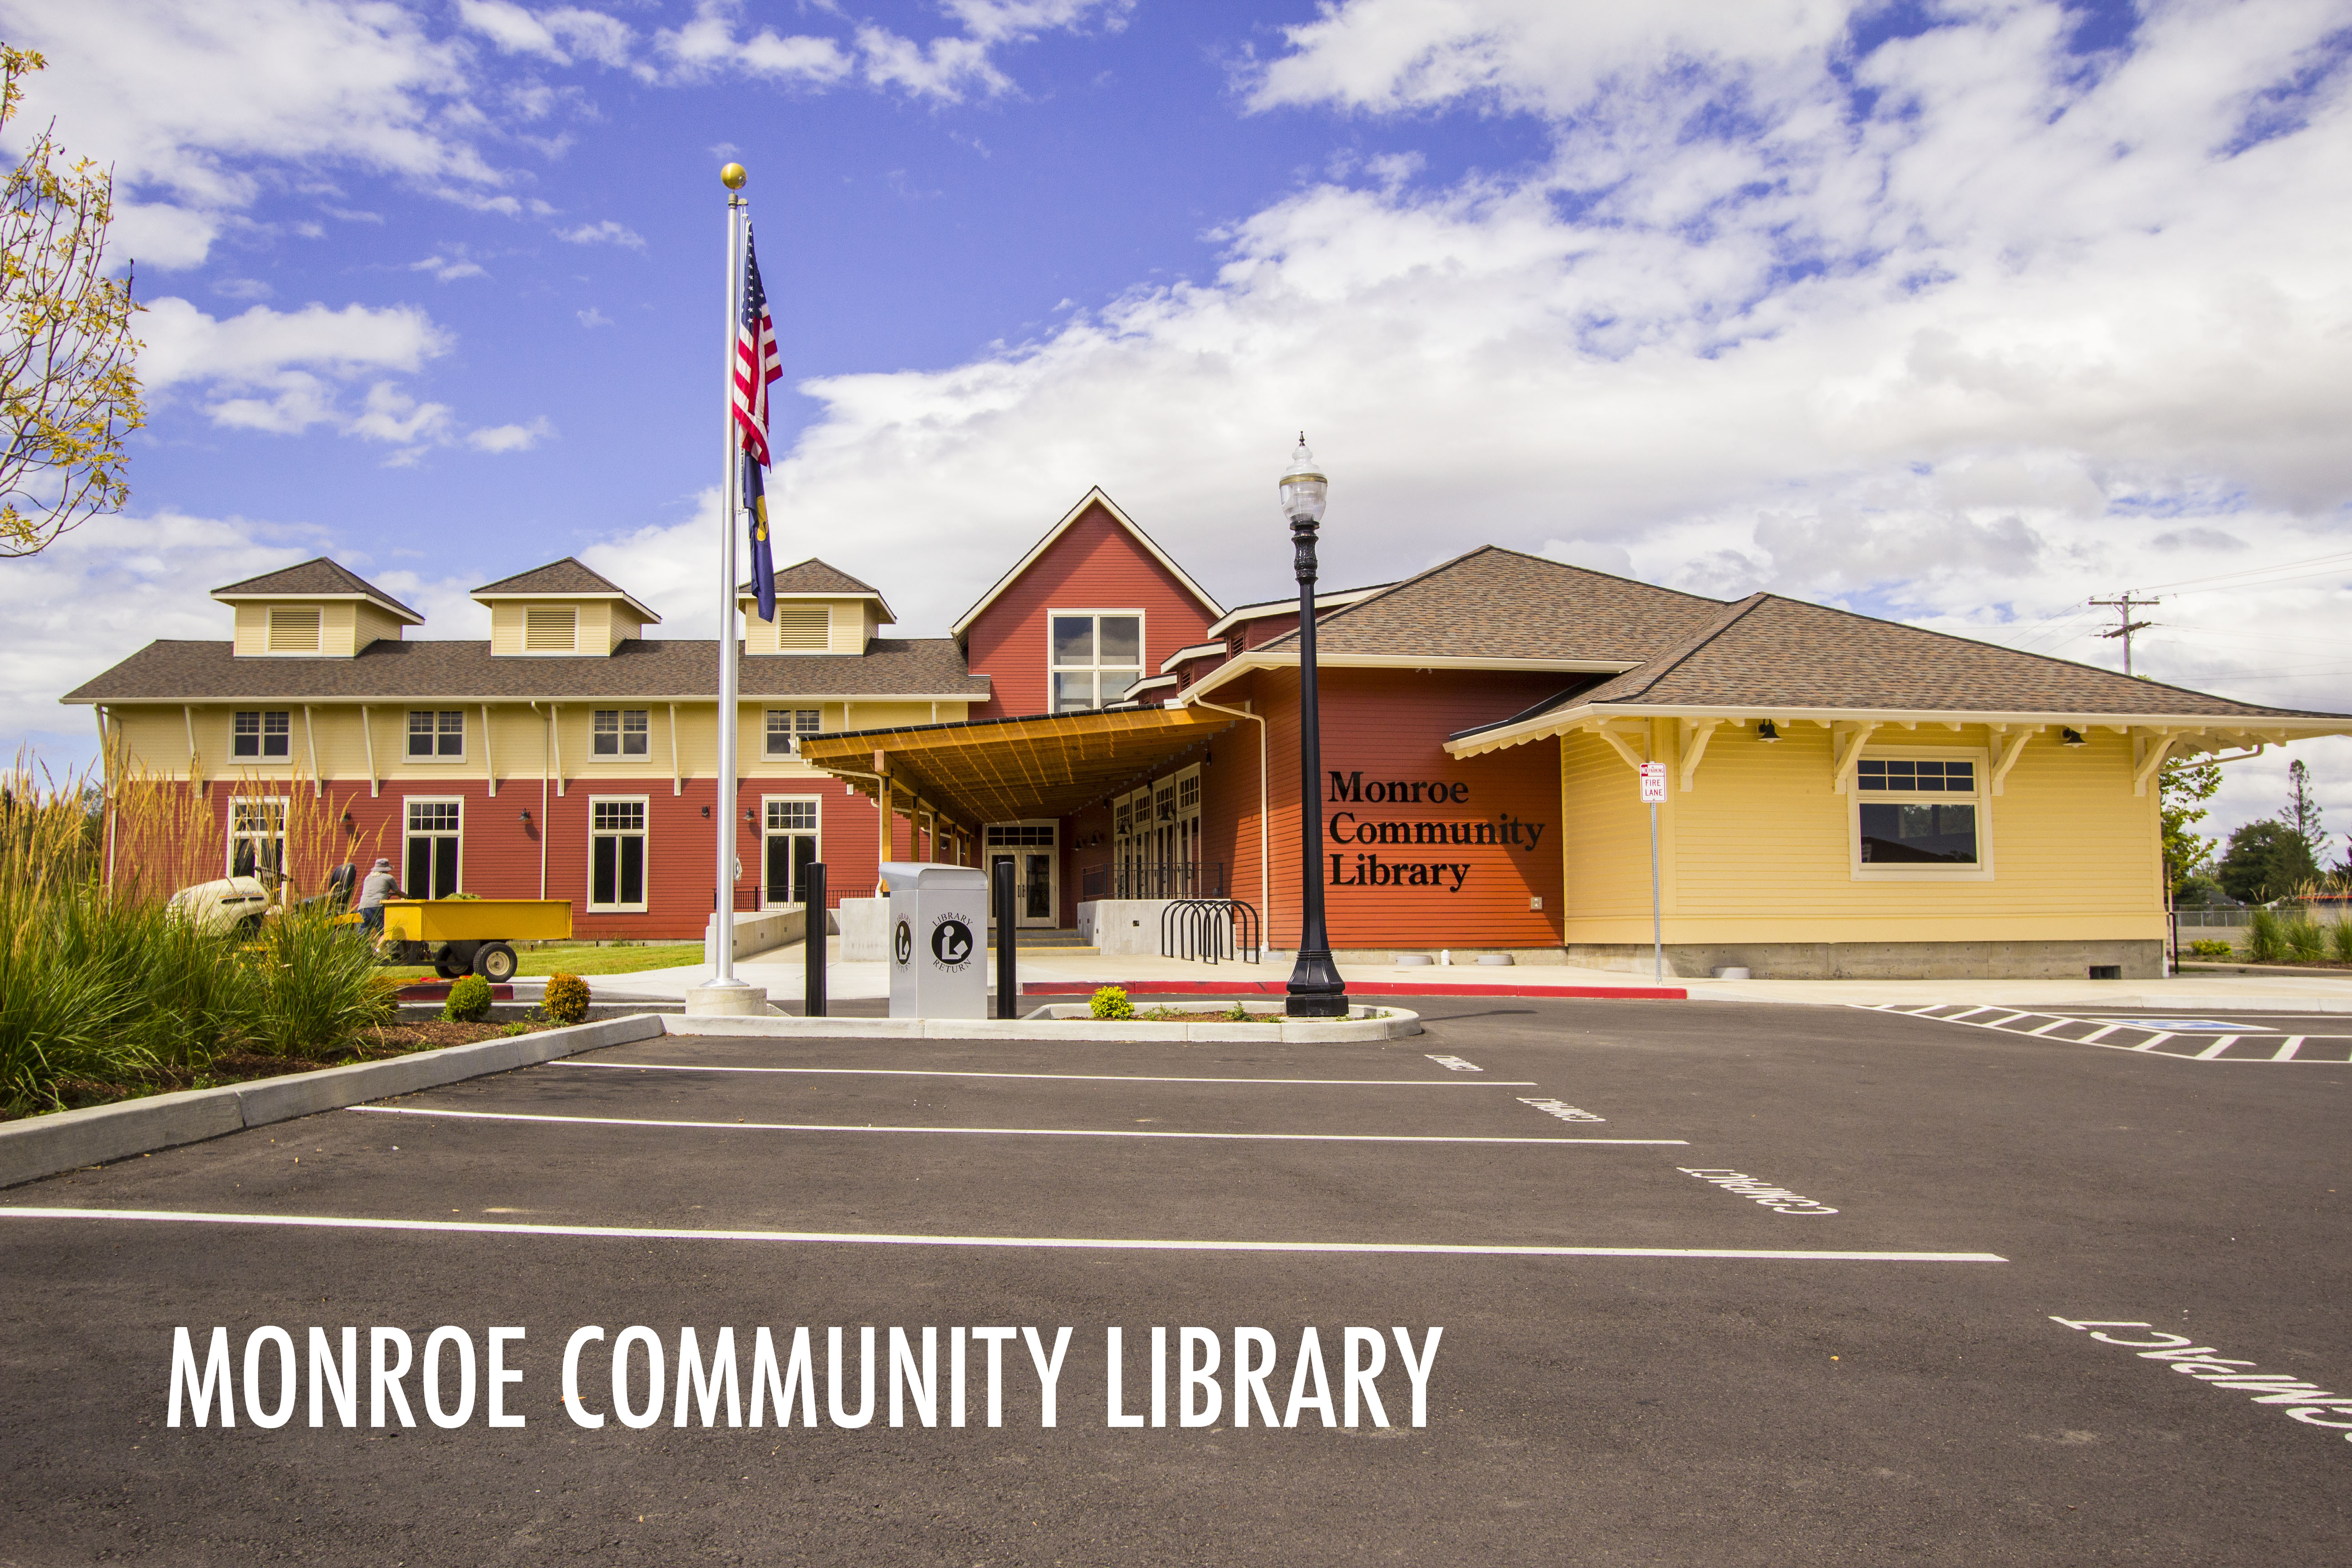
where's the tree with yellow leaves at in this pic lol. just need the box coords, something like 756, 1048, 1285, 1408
0, 45, 142, 558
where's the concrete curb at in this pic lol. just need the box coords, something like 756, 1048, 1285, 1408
662, 1008, 1423, 1044
0, 1014, 667, 1191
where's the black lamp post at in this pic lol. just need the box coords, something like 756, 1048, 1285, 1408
1281, 436, 1348, 1019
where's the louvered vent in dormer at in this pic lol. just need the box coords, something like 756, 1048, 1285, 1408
524, 607, 578, 652
774, 605, 829, 650
266, 608, 321, 653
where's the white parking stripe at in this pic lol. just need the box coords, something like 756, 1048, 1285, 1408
348, 1105, 1690, 1146
2194, 1036, 2240, 1060
2273, 1037, 2305, 1061
2080, 1024, 2123, 1042
555, 1062, 1536, 1088
0, 1207, 2006, 1262
2129, 1033, 2175, 1052
2024, 1018, 2075, 1036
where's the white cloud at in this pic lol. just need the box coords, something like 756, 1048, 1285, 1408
652, 0, 1132, 101
140, 297, 449, 395
348, 381, 456, 448
0, 0, 514, 268
466, 416, 555, 453
411, 254, 490, 282
576, 306, 613, 328
577, 0, 2352, 847
457, 0, 634, 69
554, 219, 645, 248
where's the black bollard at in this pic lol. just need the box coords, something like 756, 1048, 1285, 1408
803, 862, 828, 1018
993, 858, 1018, 1019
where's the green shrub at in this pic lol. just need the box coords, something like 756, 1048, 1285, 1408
500, 1022, 529, 1037
542, 972, 591, 1025
2247, 907, 2283, 963
2333, 921, 2352, 963
1089, 985, 1134, 1020
2187, 939, 2234, 959
2284, 918, 2325, 962
442, 974, 494, 1022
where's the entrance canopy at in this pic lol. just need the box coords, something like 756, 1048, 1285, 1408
797, 706, 1237, 832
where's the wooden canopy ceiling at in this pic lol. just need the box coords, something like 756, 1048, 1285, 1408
796, 706, 1240, 829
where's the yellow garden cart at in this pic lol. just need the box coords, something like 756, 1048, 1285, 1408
372, 898, 572, 983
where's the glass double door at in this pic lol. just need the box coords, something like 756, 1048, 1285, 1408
985, 822, 1057, 928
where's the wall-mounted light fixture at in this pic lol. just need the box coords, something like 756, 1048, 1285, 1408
2060, 727, 2087, 748
1757, 720, 1779, 743
700, 804, 711, 818
340, 809, 355, 832
518, 809, 532, 827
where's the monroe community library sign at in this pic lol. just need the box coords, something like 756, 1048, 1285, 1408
1323, 770, 1548, 893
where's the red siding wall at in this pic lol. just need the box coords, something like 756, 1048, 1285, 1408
1221, 667, 1568, 951
167, 774, 891, 942
963, 501, 1219, 720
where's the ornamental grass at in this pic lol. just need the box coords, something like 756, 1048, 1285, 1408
0, 752, 395, 1117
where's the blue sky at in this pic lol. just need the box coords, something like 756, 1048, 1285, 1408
3, 0, 2350, 852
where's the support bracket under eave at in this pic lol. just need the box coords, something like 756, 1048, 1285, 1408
1988, 723, 2037, 797
1589, 721, 1648, 774
1677, 718, 1720, 792
2132, 728, 2185, 796
1831, 721, 1880, 795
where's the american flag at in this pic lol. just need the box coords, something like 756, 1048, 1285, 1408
732, 228, 780, 466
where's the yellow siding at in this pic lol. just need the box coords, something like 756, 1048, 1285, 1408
1558, 720, 2164, 945
231, 605, 266, 658
351, 602, 405, 651
489, 603, 525, 656
742, 597, 875, 656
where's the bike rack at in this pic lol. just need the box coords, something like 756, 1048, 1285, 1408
1160, 898, 1260, 965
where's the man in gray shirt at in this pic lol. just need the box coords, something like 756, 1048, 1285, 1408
357, 858, 402, 934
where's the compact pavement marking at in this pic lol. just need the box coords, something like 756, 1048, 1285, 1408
1861, 1004, 2352, 1062
553, 1062, 1540, 1088
347, 1105, 1690, 1146
0, 1207, 2003, 1262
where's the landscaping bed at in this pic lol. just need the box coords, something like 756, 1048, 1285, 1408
9, 1019, 565, 1120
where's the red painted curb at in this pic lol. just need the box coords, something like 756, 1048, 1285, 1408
1020, 980, 1688, 1001
395, 982, 518, 1003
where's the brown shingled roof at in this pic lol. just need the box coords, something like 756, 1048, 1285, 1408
210, 558, 423, 623
735, 558, 896, 622
471, 557, 661, 622
1574, 593, 2334, 719
1262, 545, 1724, 662
62, 638, 989, 704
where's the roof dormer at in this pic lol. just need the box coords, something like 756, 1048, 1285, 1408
213, 558, 424, 657
473, 558, 660, 657
738, 558, 895, 656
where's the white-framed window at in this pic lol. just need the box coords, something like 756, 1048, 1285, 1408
764, 708, 823, 757
524, 606, 578, 653
1851, 749, 1993, 881
589, 796, 649, 911
406, 709, 465, 760
232, 710, 292, 760
265, 607, 321, 653
761, 795, 821, 907
1048, 611, 1143, 714
771, 605, 829, 652
593, 708, 651, 757
226, 796, 287, 878
404, 798, 462, 900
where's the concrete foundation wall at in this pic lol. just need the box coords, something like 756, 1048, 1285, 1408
1077, 900, 1174, 956
1563, 939, 2166, 980
838, 896, 890, 961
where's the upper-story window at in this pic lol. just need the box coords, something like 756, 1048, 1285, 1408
593, 708, 650, 757
1050, 612, 1142, 713
265, 608, 321, 653
765, 708, 822, 756
407, 709, 465, 760
524, 607, 578, 652
232, 710, 291, 760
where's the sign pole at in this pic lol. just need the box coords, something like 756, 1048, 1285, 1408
713, 186, 744, 986
1639, 759, 1666, 985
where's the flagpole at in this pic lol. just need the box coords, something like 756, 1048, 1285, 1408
691, 162, 760, 1015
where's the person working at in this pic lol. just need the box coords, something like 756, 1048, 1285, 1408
357, 858, 402, 934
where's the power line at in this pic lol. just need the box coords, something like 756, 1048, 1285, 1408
2088, 593, 2160, 675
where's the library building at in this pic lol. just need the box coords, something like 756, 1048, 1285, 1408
66, 487, 2352, 978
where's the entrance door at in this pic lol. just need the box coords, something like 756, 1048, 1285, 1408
404, 799, 461, 899
762, 797, 819, 907
984, 822, 1057, 927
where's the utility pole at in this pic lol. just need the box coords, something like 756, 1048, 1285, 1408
2090, 593, 2160, 676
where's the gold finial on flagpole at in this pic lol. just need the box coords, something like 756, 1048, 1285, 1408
720, 162, 747, 190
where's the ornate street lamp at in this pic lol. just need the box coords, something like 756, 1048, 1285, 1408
1281, 436, 1348, 1019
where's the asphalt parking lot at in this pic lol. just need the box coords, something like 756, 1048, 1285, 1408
3, 997, 2348, 1566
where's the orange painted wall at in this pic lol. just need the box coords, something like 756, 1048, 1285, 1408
1205, 667, 1568, 950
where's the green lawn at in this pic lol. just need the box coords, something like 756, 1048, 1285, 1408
381, 942, 706, 982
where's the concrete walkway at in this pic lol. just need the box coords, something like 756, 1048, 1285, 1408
578, 939, 2352, 1014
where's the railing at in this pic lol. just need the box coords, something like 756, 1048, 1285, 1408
1106, 862, 1223, 900
1161, 898, 1259, 965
